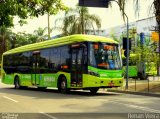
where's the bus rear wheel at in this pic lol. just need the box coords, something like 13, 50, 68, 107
138, 72, 146, 80
89, 88, 99, 94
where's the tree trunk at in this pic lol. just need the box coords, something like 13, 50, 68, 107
81, 9, 85, 34
48, 13, 50, 40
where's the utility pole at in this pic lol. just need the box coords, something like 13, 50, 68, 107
48, 12, 50, 40
158, 24, 160, 76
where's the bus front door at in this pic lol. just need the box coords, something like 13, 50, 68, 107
71, 47, 83, 87
31, 51, 40, 85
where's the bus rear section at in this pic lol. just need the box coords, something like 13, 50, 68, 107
122, 54, 138, 78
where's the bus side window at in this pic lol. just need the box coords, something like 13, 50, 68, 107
60, 46, 70, 68
48, 63, 55, 69
50, 48, 58, 72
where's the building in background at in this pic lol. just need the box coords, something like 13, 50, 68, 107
87, 17, 158, 49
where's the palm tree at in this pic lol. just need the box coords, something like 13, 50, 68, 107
111, 0, 159, 30
116, 0, 159, 32
13, 32, 37, 48
33, 27, 48, 42
34, 27, 54, 42
116, 0, 160, 75
55, 6, 101, 36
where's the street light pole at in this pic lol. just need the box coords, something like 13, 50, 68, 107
126, 16, 129, 90
158, 24, 160, 75
109, 0, 129, 90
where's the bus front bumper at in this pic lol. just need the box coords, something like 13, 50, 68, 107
83, 75, 124, 88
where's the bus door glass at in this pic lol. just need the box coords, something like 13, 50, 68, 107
32, 51, 40, 85
71, 44, 83, 87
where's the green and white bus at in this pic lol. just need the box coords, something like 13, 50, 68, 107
1, 34, 123, 94
122, 53, 157, 80
122, 54, 138, 78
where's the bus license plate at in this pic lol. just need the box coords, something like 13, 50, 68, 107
108, 83, 114, 86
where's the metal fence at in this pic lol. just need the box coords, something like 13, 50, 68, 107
119, 76, 160, 94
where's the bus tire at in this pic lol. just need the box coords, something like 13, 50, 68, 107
14, 76, 21, 89
38, 87, 47, 90
58, 76, 69, 94
138, 73, 146, 80
89, 88, 99, 94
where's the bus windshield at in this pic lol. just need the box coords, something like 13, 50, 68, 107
89, 42, 122, 70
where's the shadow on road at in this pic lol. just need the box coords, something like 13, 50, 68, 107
0, 86, 121, 99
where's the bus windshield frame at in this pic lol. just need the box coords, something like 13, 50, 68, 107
89, 42, 122, 70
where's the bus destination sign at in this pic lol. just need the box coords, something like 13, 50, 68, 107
79, 0, 109, 8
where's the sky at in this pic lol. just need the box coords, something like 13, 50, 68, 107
12, 0, 154, 36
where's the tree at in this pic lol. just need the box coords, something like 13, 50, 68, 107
11, 27, 53, 49
12, 32, 37, 48
33, 27, 48, 42
0, 0, 67, 58
111, 0, 159, 29
132, 44, 158, 77
109, 29, 119, 42
115, 0, 160, 43
0, 0, 67, 28
116, 0, 160, 75
55, 6, 101, 36
0, 26, 17, 61
0, 26, 13, 53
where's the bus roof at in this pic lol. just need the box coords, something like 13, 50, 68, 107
3, 34, 118, 55
122, 53, 139, 58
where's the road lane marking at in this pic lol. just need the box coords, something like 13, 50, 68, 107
2, 96, 18, 103
39, 112, 58, 119
108, 100, 160, 113
95, 99, 160, 113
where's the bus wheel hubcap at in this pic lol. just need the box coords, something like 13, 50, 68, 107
15, 80, 19, 88
61, 81, 66, 89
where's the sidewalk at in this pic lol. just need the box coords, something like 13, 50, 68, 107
107, 89, 160, 97
107, 76, 160, 97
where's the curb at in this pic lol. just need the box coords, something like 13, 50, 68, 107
107, 90, 160, 97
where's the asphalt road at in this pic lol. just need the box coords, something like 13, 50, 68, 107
0, 82, 160, 119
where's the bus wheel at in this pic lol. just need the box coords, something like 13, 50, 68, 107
14, 77, 21, 89
59, 77, 69, 94
139, 73, 146, 80
89, 88, 99, 94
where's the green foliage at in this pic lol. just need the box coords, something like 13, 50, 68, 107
0, 26, 13, 60
33, 27, 48, 42
0, 26, 49, 54
12, 27, 50, 48
13, 33, 37, 48
109, 30, 119, 42
132, 44, 158, 75
0, 26, 12, 51
0, 0, 67, 27
55, 6, 101, 36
